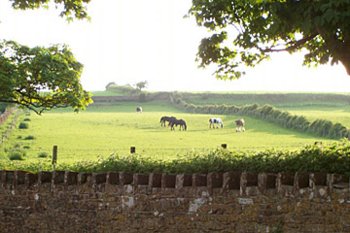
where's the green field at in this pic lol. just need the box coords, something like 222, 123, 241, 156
0, 100, 338, 164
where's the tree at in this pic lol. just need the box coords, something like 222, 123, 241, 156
105, 82, 117, 90
9, 0, 91, 21
1, 0, 92, 114
135, 81, 148, 92
188, 0, 350, 80
0, 40, 92, 114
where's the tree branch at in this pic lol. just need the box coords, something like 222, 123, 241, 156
262, 33, 318, 53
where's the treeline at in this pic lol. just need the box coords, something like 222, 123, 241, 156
170, 93, 350, 139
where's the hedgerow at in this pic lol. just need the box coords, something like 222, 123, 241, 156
1, 140, 350, 176
169, 93, 350, 139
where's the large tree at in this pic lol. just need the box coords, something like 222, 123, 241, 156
1, 0, 92, 114
188, 0, 350, 80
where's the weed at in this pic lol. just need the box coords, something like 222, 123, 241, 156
24, 135, 35, 140
19, 122, 29, 129
38, 152, 49, 158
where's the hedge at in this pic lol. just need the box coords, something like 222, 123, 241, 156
169, 93, 350, 139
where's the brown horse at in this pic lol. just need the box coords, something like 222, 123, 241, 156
169, 119, 187, 131
160, 116, 176, 127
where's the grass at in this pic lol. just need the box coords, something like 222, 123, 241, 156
0, 101, 337, 165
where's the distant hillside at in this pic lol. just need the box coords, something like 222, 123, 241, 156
91, 90, 350, 107
91, 92, 170, 103
179, 92, 350, 107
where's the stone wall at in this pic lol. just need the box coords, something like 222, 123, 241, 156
1, 170, 350, 233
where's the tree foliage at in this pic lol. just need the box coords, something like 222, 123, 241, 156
188, 0, 350, 79
9, 0, 91, 21
0, 41, 92, 114
1, 0, 92, 114
135, 81, 148, 92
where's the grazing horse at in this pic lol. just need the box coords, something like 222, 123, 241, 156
235, 118, 245, 132
160, 116, 176, 127
169, 119, 187, 131
209, 117, 224, 128
136, 106, 142, 113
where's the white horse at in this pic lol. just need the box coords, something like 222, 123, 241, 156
235, 118, 245, 132
209, 117, 224, 128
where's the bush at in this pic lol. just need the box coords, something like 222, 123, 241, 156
38, 152, 49, 158
8, 150, 25, 161
65, 140, 350, 176
18, 122, 29, 129
23, 118, 31, 121
23, 145, 30, 149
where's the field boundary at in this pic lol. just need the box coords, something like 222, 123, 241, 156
169, 93, 350, 139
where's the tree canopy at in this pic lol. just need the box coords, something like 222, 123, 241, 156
188, 0, 350, 79
1, 0, 92, 114
0, 40, 92, 114
135, 81, 148, 92
10, 0, 91, 21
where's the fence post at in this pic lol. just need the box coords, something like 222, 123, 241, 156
52, 145, 58, 170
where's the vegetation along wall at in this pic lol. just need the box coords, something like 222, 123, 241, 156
1, 170, 350, 233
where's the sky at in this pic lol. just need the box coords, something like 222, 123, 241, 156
1, 0, 350, 93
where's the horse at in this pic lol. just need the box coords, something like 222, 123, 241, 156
136, 106, 142, 113
235, 118, 245, 132
160, 116, 176, 127
169, 119, 187, 131
209, 117, 224, 128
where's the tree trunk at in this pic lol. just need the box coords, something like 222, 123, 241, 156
316, 27, 350, 76
338, 46, 350, 76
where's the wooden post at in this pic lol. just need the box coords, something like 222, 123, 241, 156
221, 144, 227, 149
52, 145, 58, 170
130, 146, 136, 154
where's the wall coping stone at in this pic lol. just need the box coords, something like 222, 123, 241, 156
1, 170, 349, 199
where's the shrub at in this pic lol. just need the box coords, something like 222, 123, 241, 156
18, 122, 29, 129
38, 152, 49, 158
23, 145, 30, 149
23, 118, 31, 121
8, 150, 25, 160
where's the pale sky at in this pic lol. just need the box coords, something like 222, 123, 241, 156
1, 0, 350, 93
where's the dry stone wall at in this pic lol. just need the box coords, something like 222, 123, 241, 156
1, 170, 350, 233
